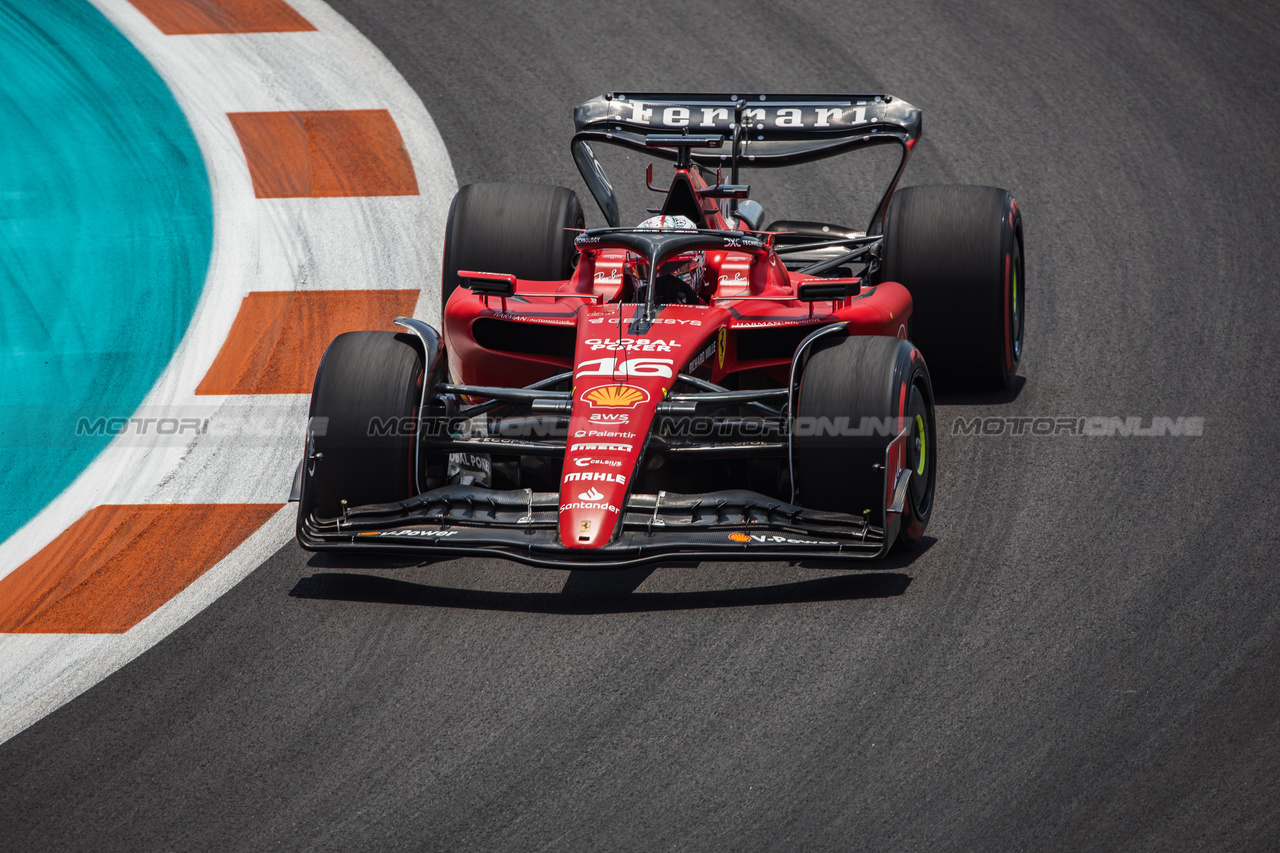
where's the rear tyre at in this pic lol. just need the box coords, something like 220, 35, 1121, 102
880, 184, 1024, 390
297, 331, 424, 524
440, 183, 584, 314
795, 335, 936, 550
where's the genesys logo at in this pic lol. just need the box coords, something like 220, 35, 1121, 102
588, 316, 701, 326
564, 471, 627, 485
573, 457, 623, 468
571, 442, 632, 453
579, 383, 651, 408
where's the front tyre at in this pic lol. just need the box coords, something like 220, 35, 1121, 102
297, 331, 425, 528
795, 335, 936, 550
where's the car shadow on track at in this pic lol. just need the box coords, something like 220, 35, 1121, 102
933, 374, 1025, 406
287, 539, 932, 615
288, 571, 911, 614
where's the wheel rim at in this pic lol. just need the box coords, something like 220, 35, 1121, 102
905, 383, 934, 515
1010, 241, 1025, 362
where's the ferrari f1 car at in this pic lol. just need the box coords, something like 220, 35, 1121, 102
295, 93, 1025, 568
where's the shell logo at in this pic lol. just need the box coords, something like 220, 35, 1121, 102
728, 532, 751, 543
582, 384, 649, 408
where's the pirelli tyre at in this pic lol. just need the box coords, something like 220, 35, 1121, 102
440, 183, 584, 314
297, 331, 425, 526
795, 335, 936, 550
880, 184, 1024, 390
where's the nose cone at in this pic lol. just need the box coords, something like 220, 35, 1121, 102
559, 303, 719, 549
558, 426, 640, 550
559, 485, 622, 548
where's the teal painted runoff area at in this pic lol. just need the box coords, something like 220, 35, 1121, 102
0, 1, 213, 547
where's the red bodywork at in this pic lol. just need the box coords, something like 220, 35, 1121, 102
443, 165, 912, 550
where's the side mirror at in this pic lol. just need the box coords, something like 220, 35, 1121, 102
796, 279, 860, 301
459, 270, 516, 297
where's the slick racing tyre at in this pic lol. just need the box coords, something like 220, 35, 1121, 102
440, 183, 584, 314
880, 184, 1024, 390
795, 335, 936, 550
297, 331, 425, 524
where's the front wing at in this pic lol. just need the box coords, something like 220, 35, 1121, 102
297, 486, 889, 569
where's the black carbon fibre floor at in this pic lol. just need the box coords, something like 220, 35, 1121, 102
3, 1, 1278, 849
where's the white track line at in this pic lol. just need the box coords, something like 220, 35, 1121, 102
0, 0, 456, 744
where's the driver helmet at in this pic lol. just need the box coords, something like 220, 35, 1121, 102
632, 215, 707, 303
636, 214, 698, 232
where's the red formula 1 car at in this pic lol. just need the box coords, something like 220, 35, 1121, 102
295, 93, 1024, 568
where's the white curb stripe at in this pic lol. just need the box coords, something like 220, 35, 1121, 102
0, 0, 456, 744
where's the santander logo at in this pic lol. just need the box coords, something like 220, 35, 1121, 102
579, 487, 605, 501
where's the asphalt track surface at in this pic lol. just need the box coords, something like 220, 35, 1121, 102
4, 1, 1279, 849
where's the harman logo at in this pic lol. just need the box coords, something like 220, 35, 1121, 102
582, 384, 650, 408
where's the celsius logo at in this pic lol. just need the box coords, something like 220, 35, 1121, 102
573, 457, 622, 468
579, 487, 604, 501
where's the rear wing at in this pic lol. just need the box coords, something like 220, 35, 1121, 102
572, 93, 922, 228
